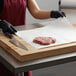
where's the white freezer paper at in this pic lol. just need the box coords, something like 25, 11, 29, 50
61, 0, 76, 8
16, 17, 76, 49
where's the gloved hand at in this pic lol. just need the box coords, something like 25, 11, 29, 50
51, 11, 66, 18
0, 20, 17, 38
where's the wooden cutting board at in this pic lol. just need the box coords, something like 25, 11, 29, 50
0, 34, 76, 62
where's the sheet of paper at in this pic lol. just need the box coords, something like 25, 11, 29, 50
61, 0, 76, 7
45, 17, 76, 42
16, 17, 76, 49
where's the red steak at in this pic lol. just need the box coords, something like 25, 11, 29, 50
33, 37, 56, 45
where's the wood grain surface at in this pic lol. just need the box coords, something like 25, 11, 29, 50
0, 34, 76, 62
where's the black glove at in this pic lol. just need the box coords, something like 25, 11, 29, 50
51, 11, 66, 18
0, 20, 17, 38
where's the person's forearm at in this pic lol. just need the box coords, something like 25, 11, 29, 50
27, 0, 51, 19
27, 0, 65, 19
31, 10, 51, 19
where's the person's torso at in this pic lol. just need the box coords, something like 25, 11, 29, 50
0, 0, 27, 26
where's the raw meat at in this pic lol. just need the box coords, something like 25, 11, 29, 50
33, 37, 56, 45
